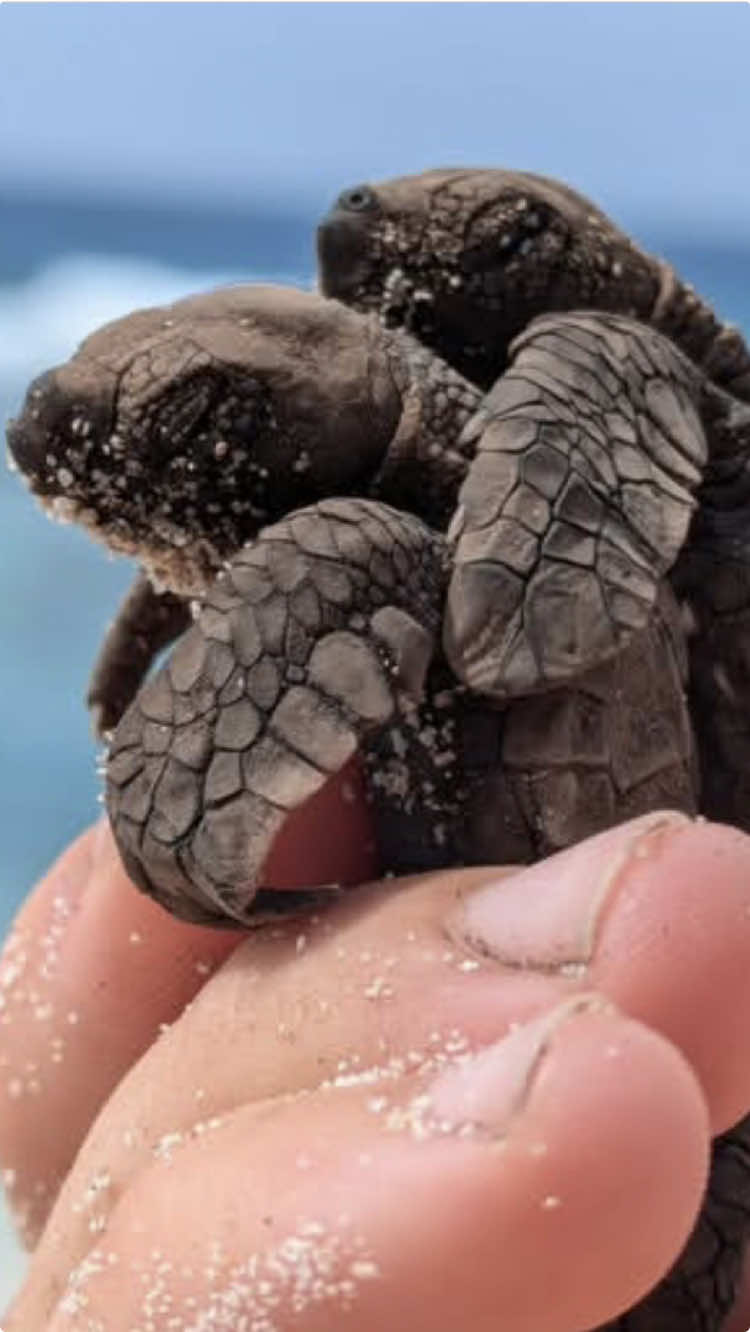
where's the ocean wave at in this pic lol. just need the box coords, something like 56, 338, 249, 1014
0, 252, 311, 392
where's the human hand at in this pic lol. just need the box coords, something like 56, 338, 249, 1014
2, 789, 750, 1330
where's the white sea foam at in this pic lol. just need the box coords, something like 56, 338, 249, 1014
0, 253, 309, 399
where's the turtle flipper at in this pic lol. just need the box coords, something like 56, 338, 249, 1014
597, 1112, 750, 1332
87, 572, 191, 736
444, 311, 708, 700
105, 498, 446, 926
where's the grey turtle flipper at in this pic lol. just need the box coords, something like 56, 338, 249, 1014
106, 497, 447, 926
87, 572, 191, 735
445, 311, 708, 700
598, 1113, 750, 1332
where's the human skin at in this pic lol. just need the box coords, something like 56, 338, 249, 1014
2, 781, 750, 1330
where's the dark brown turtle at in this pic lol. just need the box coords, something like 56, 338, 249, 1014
6, 169, 750, 1331
318, 168, 750, 842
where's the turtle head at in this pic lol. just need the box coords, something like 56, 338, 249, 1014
318, 168, 652, 389
7, 286, 401, 595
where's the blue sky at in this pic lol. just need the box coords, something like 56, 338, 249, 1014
1, 3, 748, 235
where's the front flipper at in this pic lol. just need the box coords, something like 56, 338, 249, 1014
87, 572, 191, 735
105, 498, 446, 926
445, 312, 708, 699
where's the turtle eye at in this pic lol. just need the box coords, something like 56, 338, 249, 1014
337, 184, 378, 213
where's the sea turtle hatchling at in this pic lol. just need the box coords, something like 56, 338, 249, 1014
6, 174, 750, 1331
317, 167, 750, 840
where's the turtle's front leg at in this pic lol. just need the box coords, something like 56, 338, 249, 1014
105, 498, 447, 927
598, 1111, 750, 1332
87, 571, 191, 735
445, 310, 710, 701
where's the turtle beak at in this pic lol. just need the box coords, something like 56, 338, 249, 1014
6, 370, 59, 491
7, 359, 116, 500
316, 209, 373, 301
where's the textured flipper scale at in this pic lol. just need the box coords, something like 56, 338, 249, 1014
106, 498, 446, 925
445, 311, 708, 699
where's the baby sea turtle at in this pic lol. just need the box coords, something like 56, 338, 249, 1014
318, 168, 750, 840
7, 170, 750, 1332
8, 284, 709, 927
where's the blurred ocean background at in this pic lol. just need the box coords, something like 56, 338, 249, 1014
1, 1, 748, 1308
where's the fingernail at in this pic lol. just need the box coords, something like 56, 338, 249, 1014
447, 811, 691, 974
428, 994, 612, 1136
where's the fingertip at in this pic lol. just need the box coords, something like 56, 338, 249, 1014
448, 814, 750, 1135
0, 760, 378, 1245
0, 819, 239, 1244
407, 1004, 710, 1330
592, 817, 750, 1131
